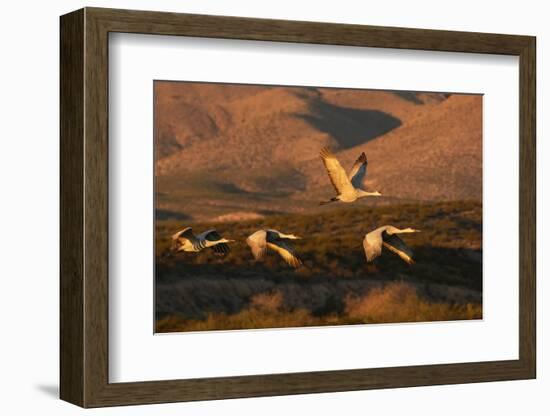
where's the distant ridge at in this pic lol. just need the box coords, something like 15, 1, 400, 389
154, 82, 481, 221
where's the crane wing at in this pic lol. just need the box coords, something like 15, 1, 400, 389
204, 230, 231, 255
348, 152, 368, 189
211, 243, 230, 256
265, 229, 283, 241
171, 227, 194, 241
267, 241, 302, 268
320, 147, 355, 195
246, 230, 267, 260
381, 231, 415, 264
197, 229, 222, 241
363, 232, 383, 262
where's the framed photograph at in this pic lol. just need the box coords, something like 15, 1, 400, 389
60, 7, 536, 408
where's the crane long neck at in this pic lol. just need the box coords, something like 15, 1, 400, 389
278, 232, 298, 239
357, 189, 381, 197
392, 227, 417, 234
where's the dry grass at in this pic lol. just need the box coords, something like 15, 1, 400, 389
157, 308, 327, 333
345, 281, 481, 324
156, 282, 481, 333
250, 291, 284, 312
155, 201, 482, 332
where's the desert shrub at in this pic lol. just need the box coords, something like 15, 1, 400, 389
155, 201, 483, 332
156, 281, 481, 332
250, 290, 284, 312
156, 308, 328, 332
345, 281, 482, 324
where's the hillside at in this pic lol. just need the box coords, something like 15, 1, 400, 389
154, 82, 482, 222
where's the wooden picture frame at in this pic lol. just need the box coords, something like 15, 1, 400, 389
60, 7, 536, 408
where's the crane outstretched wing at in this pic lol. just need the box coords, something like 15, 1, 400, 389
171, 227, 194, 241
211, 243, 230, 256
246, 230, 268, 260
381, 231, 414, 264
320, 147, 355, 195
193, 229, 223, 251
266, 240, 302, 268
202, 230, 231, 255
363, 232, 383, 262
348, 152, 368, 189
198, 229, 222, 241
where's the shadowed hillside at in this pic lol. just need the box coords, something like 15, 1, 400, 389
294, 98, 402, 149
154, 82, 482, 223
154, 82, 483, 333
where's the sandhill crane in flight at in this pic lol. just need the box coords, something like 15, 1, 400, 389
246, 229, 303, 268
363, 225, 420, 265
171, 227, 234, 256
319, 147, 381, 205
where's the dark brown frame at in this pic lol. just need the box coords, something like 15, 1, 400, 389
60, 7, 536, 408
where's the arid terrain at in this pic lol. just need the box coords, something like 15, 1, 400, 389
156, 201, 482, 332
155, 82, 482, 222
154, 81, 483, 332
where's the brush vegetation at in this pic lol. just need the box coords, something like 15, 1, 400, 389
155, 200, 482, 332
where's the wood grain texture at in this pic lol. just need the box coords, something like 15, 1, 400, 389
83, 11, 110, 406
59, 7, 537, 408
518, 38, 536, 376
89, 7, 532, 54
59, 8, 84, 407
